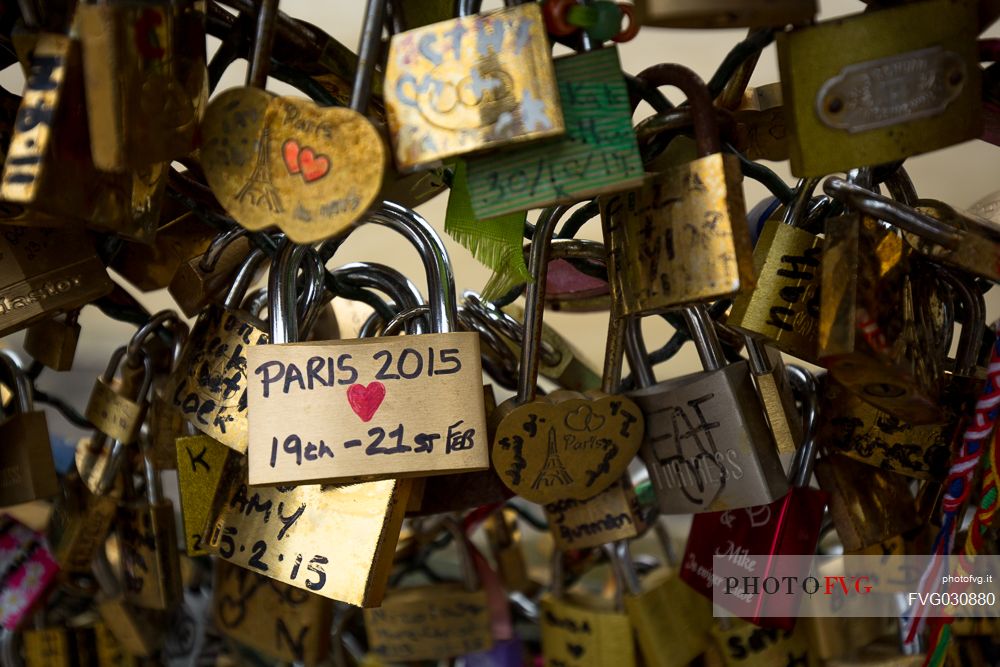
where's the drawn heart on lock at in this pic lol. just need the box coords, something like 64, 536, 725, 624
491, 391, 645, 504
347, 382, 386, 422
201, 88, 386, 243
282, 140, 331, 183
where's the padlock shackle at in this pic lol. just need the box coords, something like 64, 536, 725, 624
126, 310, 184, 368
634, 63, 719, 157
782, 177, 822, 228
442, 517, 480, 592
352, 0, 385, 113
268, 239, 326, 344
937, 269, 985, 375
464, 292, 562, 368
102, 346, 155, 407
0, 351, 32, 413
332, 261, 427, 334
384, 305, 431, 335
224, 247, 269, 311
518, 205, 573, 403
247, 0, 280, 88
607, 540, 643, 598
823, 177, 961, 250
786, 365, 818, 488
363, 201, 459, 334
681, 306, 725, 372
624, 317, 656, 389
199, 227, 249, 273
457, 306, 520, 384
455, 0, 481, 17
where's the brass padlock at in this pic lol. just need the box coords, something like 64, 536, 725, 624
175, 434, 236, 556
603, 64, 754, 315
815, 452, 921, 553
626, 307, 788, 513
213, 558, 333, 665
246, 206, 489, 486
777, 0, 981, 176
77, 0, 207, 172
744, 337, 802, 455
0, 226, 112, 338
492, 206, 644, 505
0, 350, 58, 507
632, 0, 814, 29
728, 178, 824, 363
110, 208, 217, 293
709, 617, 818, 667
540, 545, 636, 667
22, 627, 71, 667
47, 470, 119, 573
545, 475, 644, 551
731, 82, 789, 162
365, 519, 493, 662
167, 228, 257, 318
615, 534, 712, 667
92, 549, 163, 657
383, 1, 563, 171
85, 346, 154, 447
23, 309, 81, 372
116, 435, 182, 611
483, 507, 533, 594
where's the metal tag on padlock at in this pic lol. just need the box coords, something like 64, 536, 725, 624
0, 351, 58, 507
777, 0, 981, 177
465, 46, 643, 218
213, 559, 333, 665
364, 520, 493, 662
47, 470, 119, 573
545, 476, 644, 551
602, 64, 755, 315
383, 2, 564, 171
247, 206, 488, 486
626, 307, 788, 514
492, 207, 644, 504
175, 434, 236, 556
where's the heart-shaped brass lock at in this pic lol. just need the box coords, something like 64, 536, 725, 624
491, 390, 644, 505
200, 88, 386, 243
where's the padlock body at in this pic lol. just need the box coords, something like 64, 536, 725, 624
23, 315, 80, 371
23, 628, 71, 667
47, 474, 118, 572
167, 233, 255, 317
777, 0, 981, 176
465, 47, 643, 218
625, 568, 712, 667
175, 435, 235, 556
167, 305, 268, 454
0, 411, 57, 506
633, 0, 815, 29
86, 377, 145, 444
364, 584, 492, 662
630, 361, 788, 513
213, 559, 333, 665
383, 3, 564, 170
710, 617, 818, 667
681, 486, 828, 626
604, 153, 755, 316
118, 499, 183, 610
0, 226, 112, 338
729, 219, 822, 362
96, 598, 162, 657
540, 592, 635, 667
544, 477, 643, 550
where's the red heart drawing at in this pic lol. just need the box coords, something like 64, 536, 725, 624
347, 382, 386, 422
282, 139, 301, 174
298, 148, 330, 183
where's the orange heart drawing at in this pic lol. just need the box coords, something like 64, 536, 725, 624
282, 139, 330, 182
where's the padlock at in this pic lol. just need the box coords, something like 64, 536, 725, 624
0, 350, 58, 506
632, 0, 814, 29
175, 434, 237, 557
213, 558, 333, 665
92, 549, 163, 657
709, 617, 818, 667
365, 519, 493, 662
145, 317, 192, 472
728, 178, 824, 363
626, 306, 788, 513
464, 35, 643, 217
47, 470, 119, 573
602, 64, 754, 315
383, 1, 563, 171
777, 0, 981, 177
825, 176, 1000, 284
22, 627, 71, 667
731, 82, 790, 162
115, 431, 182, 611
0, 515, 60, 630
167, 250, 271, 454
483, 507, 533, 594
681, 365, 828, 626
814, 452, 921, 553
545, 475, 644, 551
0, 32, 167, 241
77, 0, 207, 172
0, 226, 112, 338
817, 269, 985, 480
206, 267, 412, 606
818, 183, 945, 425
200, 0, 386, 244
246, 205, 487, 486
615, 529, 712, 667
167, 228, 258, 318
84, 345, 155, 447
22, 309, 81, 372
540, 545, 636, 667
492, 206, 644, 504
744, 337, 802, 455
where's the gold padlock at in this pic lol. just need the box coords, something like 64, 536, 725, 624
0, 350, 58, 507
545, 476, 644, 551
23, 309, 81, 372
175, 434, 237, 556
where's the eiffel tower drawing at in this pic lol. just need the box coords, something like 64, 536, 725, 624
236, 127, 283, 212
532, 426, 573, 490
